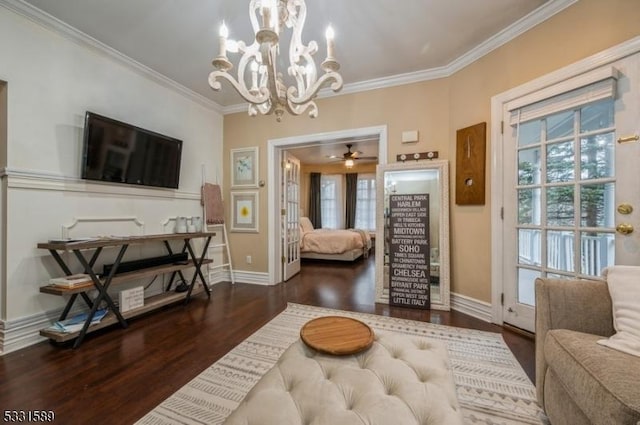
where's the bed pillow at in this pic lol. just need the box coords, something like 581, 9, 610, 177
300, 217, 314, 233
597, 266, 640, 357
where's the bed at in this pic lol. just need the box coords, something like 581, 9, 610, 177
299, 217, 372, 261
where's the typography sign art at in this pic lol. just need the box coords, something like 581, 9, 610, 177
389, 194, 430, 309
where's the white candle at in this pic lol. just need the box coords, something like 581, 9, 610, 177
325, 25, 335, 59
262, 0, 273, 29
305, 63, 313, 88
250, 61, 259, 91
219, 22, 228, 58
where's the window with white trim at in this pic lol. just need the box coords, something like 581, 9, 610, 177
355, 174, 376, 231
321, 174, 343, 229
507, 68, 618, 307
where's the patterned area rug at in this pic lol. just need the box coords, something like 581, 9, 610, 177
136, 303, 547, 425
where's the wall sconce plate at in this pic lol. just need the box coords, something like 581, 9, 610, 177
456, 122, 486, 205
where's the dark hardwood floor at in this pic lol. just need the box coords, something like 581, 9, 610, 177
0, 254, 534, 424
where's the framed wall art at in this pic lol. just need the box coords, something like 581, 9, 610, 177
230, 191, 259, 232
231, 147, 259, 188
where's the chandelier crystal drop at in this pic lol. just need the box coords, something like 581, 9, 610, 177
208, 0, 343, 122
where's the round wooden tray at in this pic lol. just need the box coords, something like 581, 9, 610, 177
300, 316, 375, 355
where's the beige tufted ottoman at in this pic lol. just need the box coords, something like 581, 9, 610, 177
223, 330, 463, 425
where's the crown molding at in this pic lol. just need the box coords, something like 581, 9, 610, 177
223, 0, 578, 115
446, 0, 578, 74
0, 0, 223, 113
1, 0, 578, 117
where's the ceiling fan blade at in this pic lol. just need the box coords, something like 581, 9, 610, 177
355, 156, 378, 160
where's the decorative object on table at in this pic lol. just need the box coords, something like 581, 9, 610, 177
208, 0, 343, 122
175, 216, 187, 233
300, 316, 374, 355
230, 191, 259, 233
119, 286, 144, 313
455, 122, 486, 205
230, 147, 259, 188
192, 216, 203, 233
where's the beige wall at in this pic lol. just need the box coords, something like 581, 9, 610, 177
223, 0, 640, 301
0, 82, 6, 168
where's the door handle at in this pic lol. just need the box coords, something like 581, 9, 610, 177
616, 223, 634, 235
617, 203, 633, 215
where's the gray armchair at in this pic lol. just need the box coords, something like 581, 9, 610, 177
535, 277, 640, 424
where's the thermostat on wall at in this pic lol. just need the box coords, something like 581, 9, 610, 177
401, 130, 419, 143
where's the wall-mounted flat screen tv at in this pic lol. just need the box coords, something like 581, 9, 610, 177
81, 112, 182, 189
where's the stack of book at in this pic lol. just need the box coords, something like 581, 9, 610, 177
49, 273, 94, 288
46, 308, 109, 333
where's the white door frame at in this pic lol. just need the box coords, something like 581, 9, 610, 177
490, 36, 640, 326
268, 125, 388, 284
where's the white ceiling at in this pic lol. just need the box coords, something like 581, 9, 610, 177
21, 0, 553, 110
288, 138, 380, 165
16, 0, 568, 164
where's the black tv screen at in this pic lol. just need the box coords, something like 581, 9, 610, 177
81, 112, 182, 189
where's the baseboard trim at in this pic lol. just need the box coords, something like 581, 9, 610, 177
231, 271, 272, 285
208, 269, 271, 286
0, 310, 58, 355
450, 292, 492, 323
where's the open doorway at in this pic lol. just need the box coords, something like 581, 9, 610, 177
267, 126, 388, 284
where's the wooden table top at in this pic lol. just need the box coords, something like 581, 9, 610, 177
300, 316, 375, 355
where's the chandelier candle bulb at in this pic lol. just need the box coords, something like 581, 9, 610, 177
261, 0, 273, 30
326, 25, 335, 59
250, 61, 259, 91
219, 22, 228, 58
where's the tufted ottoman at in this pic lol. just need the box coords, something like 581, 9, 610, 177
223, 330, 463, 425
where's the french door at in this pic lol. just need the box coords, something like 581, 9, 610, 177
502, 53, 640, 332
281, 151, 301, 281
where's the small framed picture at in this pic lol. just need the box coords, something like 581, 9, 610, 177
231, 191, 259, 232
231, 147, 259, 188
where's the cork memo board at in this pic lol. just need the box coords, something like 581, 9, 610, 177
456, 122, 486, 205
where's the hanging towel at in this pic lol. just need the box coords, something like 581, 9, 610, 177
202, 183, 225, 224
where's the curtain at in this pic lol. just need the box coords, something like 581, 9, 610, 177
308, 172, 322, 229
345, 172, 358, 229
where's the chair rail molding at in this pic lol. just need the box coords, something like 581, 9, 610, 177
62, 216, 145, 239
4, 167, 200, 200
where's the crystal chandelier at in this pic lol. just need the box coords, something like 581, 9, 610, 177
208, 0, 343, 121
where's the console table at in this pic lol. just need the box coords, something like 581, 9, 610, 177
37, 232, 215, 348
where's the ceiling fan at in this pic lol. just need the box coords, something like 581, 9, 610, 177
328, 144, 378, 167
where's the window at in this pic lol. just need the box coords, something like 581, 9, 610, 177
507, 69, 618, 313
320, 174, 343, 228
355, 174, 376, 231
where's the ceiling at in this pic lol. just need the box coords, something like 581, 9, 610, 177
21, 0, 553, 110
288, 138, 380, 165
